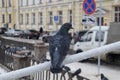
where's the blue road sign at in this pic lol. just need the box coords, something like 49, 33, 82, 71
54, 16, 59, 23
83, 0, 96, 15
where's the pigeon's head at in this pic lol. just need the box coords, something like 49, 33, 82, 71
57, 23, 73, 35
62, 23, 73, 30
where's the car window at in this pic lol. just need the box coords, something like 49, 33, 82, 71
15, 30, 21, 31
81, 31, 93, 42
95, 31, 105, 42
8, 29, 14, 32
30, 30, 37, 32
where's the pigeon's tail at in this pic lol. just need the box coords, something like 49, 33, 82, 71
50, 67, 63, 73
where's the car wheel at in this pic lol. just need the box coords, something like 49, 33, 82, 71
36, 36, 39, 39
76, 49, 82, 54
42, 38, 47, 42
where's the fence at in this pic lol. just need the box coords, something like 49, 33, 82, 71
0, 36, 90, 80
0, 35, 119, 80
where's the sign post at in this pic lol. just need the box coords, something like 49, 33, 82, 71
82, 0, 96, 26
98, 0, 102, 76
83, 0, 96, 15
54, 16, 59, 30
83, 0, 102, 76
54, 16, 59, 23
82, 15, 96, 26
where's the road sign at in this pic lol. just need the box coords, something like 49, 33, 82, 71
83, 0, 96, 15
54, 16, 59, 23
82, 15, 96, 26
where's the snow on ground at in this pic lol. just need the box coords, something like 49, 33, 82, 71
0, 67, 7, 74
66, 62, 120, 80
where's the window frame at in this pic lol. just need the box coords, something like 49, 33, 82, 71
49, 11, 53, 25
20, 14, 23, 24
39, 12, 43, 25
32, 0, 35, 5
2, 14, 5, 23
32, 13, 35, 25
8, 0, 11, 7
2, 0, 5, 7
8, 14, 11, 23
58, 11, 63, 24
21, 0, 23, 6
114, 6, 120, 22
26, 0, 28, 6
69, 10, 72, 23
39, 0, 42, 4
26, 13, 29, 25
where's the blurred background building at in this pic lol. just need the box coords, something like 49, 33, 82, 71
0, 0, 16, 28
0, 0, 120, 31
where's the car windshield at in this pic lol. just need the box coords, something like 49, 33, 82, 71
79, 31, 93, 42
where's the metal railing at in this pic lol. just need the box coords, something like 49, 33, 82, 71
0, 36, 90, 80
0, 41, 119, 80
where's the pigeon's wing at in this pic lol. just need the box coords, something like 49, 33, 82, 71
49, 34, 71, 67
49, 35, 71, 55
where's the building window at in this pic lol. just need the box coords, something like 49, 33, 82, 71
32, 0, 35, 5
114, 6, 120, 22
58, 11, 63, 24
2, 14, 5, 23
69, 10, 72, 23
8, 0, 11, 7
2, 0, 5, 7
49, 12, 53, 25
21, 0, 23, 6
20, 14, 23, 24
97, 17, 104, 26
8, 14, 11, 23
39, 13, 43, 24
26, 0, 28, 6
26, 14, 29, 24
48, 0, 52, 2
39, 0, 42, 4
32, 13, 35, 25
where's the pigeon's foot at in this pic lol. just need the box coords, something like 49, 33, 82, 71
50, 67, 63, 73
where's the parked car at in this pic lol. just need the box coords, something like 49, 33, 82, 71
4, 29, 23, 37
20, 29, 40, 39
42, 31, 57, 43
0, 27, 7, 34
73, 30, 88, 44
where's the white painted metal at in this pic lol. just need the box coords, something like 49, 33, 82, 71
98, 0, 102, 75
0, 41, 120, 80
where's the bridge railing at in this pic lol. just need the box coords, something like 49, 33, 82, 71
0, 41, 119, 80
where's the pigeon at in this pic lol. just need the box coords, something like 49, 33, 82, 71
101, 73, 109, 80
49, 23, 73, 73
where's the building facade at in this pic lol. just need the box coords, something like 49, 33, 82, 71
0, 0, 120, 31
0, 0, 16, 28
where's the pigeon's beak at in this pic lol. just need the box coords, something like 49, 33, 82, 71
71, 26, 74, 29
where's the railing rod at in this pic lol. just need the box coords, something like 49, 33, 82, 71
0, 41, 120, 80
